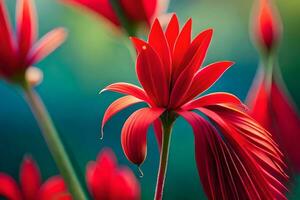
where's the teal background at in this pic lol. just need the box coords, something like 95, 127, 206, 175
0, 0, 300, 199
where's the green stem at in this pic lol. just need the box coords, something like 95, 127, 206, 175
154, 114, 174, 200
22, 85, 88, 200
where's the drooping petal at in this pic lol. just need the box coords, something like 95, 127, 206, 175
110, 167, 141, 200
121, 107, 164, 165
16, 0, 37, 63
102, 95, 144, 135
29, 28, 67, 64
37, 176, 70, 200
182, 61, 234, 104
182, 92, 243, 110
0, 173, 22, 200
178, 110, 287, 199
165, 14, 179, 52
153, 119, 163, 150
20, 155, 41, 200
61, 0, 119, 26
148, 19, 171, 84
86, 149, 116, 200
101, 82, 150, 102
136, 44, 169, 106
271, 80, 300, 171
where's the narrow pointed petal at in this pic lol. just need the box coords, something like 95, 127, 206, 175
20, 155, 41, 200
172, 19, 192, 76
102, 95, 144, 134
29, 28, 67, 64
136, 44, 169, 106
153, 119, 163, 150
271, 80, 300, 171
37, 176, 70, 200
0, 1, 15, 69
181, 61, 234, 104
86, 149, 116, 199
165, 14, 179, 52
16, 0, 37, 61
148, 19, 171, 84
182, 92, 243, 110
101, 82, 150, 102
130, 37, 148, 54
121, 108, 164, 165
178, 110, 287, 199
0, 173, 22, 200
111, 167, 141, 200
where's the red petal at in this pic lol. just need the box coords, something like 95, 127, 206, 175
102, 95, 144, 136
86, 148, 116, 199
16, 0, 37, 63
61, 0, 120, 26
172, 18, 192, 78
29, 28, 67, 64
136, 44, 169, 106
148, 19, 171, 85
0, 0, 16, 73
110, 167, 141, 200
178, 110, 287, 199
182, 92, 243, 110
0, 173, 22, 200
37, 176, 70, 200
20, 155, 41, 199
153, 119, 163, 151
165, 14, 179, 52
101, 82, 150, 102
130, 37, 148, 54
271, 80, 300, 171
181, 61, 234, 104
121, 107, 164, 165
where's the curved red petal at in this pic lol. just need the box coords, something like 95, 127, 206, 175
182, 92, 243, 110
153, 119, 163, 151
165, 14, 179, 52
0, 173, 22, 200
121, 107, 164, 165
178, 110, 287, 199
271, 80, 300, 171
102, 95, 144, 136
136, 44, 169, 106
29, 27, 67, 64
181, 61, 234, 104
20, 155, 41, 199
86, 148, 116, 199
37, 176, 70, 200
110, 167, 141, 200
16, 0, 37, 62
148, 19, 171, 85
130, 37, 148, 54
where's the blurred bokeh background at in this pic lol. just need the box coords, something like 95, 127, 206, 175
0, 0, 299, 199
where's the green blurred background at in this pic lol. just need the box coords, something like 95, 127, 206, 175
0, 0, 300, 199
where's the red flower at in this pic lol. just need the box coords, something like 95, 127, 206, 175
86, 148, 140, 200
0, 155, 71, 200
251, 0, 282, 52
101, 14, 288, 199
0, 0, 67, 83
61, 0, 168, 32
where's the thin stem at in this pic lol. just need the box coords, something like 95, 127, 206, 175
154, 116, 174, 200
22, 85, 88, 200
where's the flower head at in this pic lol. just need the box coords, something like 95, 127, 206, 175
101, 14, 288, 199
86, 148, 140, 200
251, 0, 282, 53
0, 0, 67, 84
61, 0, 169, 34
0, 155, 71, 200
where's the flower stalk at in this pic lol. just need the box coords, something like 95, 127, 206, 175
154, 112, 175, 200
22, 83, 88, 200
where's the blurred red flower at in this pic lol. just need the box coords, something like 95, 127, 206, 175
86, 148, 140, 200
0, 155, 71, 200
101, 14, 288, 199
0, 0, 67, 83
248, 0, 300, 172
61, 0, 169, 34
